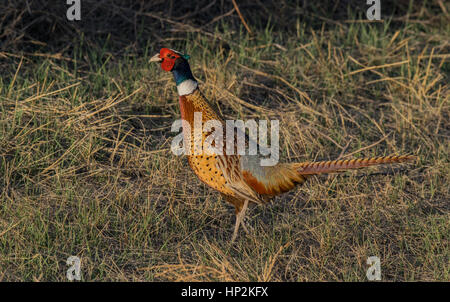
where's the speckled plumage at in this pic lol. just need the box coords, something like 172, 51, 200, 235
179, 90, 235, 196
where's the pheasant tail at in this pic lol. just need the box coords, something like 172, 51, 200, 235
242, 155, 415, 197
292, 155, 416, 175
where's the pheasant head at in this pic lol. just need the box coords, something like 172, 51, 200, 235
150, 48, 198, 96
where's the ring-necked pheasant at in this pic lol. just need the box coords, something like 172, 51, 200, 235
150, 48, 415, 242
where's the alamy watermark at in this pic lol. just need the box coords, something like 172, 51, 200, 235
366, 0, 381, 20
66, 256, 81, 281
66, 1, 381, 24
366, 256, 381, 281
67, 0, 81, 21
170, 112, 280, 166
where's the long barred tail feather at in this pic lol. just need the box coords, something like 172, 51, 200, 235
293, 155, 416, 175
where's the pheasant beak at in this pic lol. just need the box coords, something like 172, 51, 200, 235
149, 53, 162, 63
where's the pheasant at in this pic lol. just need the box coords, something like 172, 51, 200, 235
149, 48, 415, 242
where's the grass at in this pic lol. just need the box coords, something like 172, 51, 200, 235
0, 1, 449, 281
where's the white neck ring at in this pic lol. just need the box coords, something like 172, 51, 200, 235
177, 79, 198, 96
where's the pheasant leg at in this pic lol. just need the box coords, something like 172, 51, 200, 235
231, 199, 249, 242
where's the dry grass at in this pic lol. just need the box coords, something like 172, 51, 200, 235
0, 0, 448, 281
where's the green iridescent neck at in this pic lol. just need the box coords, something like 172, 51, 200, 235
172, 58, 196, 86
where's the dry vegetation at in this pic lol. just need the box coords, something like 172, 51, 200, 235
0, 0, 449, 281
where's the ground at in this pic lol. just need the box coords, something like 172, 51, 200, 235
0, 0, 448, 281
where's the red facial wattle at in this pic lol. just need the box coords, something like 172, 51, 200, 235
160, 48, 181, 71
